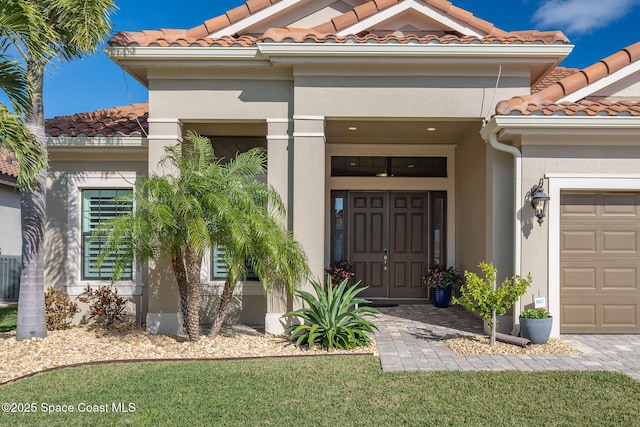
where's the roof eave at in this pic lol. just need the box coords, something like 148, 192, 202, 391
484, 115, 640, 138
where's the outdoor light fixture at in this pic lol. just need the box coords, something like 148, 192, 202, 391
530, 178, 550, 225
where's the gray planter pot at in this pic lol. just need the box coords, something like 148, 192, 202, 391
519, 316, 553, 344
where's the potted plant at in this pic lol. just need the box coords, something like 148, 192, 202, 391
519, 308, 552, 344
423, 264, 463, 308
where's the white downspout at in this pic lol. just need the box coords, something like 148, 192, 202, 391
481, 123, 522, 335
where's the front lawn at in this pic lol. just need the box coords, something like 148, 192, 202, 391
0, 305, 17, 333
1, 356, 639, 426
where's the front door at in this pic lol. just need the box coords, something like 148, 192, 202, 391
345, 191, 446, 299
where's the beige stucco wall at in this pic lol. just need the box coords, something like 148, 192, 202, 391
455, 130, 488, 274
0, 184, 21, 257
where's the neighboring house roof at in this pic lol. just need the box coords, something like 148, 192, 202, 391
45, 103, 148, 137
496, 42, 640, 116
0, 148, 19, 184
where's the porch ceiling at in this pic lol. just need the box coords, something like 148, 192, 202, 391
325, 119, 481, 144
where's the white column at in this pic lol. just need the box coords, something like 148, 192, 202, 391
265, 118, 293, 334
292, 116, 326, 309
145, 118, 184, 335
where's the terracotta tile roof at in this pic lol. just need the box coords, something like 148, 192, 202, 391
0, 148, 18, 179
532, 66, 579, 93
504, 100, 640, 116
497, 41, 640, 116
311, 0, 508, 37
108, 0, 568, 47
109, 28, 568, 47
46, 103, 148, 137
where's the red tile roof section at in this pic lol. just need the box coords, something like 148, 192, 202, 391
109, 28, 568, 47
109, 0, 569, 47
0, 148, 18, 178
46, 103, 148, 137
186, 0, 282, 39
312, 0, 509, 37
532, 66, 579, 93
497, 41, 640, 116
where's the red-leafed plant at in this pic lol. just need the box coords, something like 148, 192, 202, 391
77, 285, 127, 329
45, 287, 79, 330
325, 260, 354, 286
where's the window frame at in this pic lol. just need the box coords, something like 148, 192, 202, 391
81, 188, 133, 281
66, 172, 141, 296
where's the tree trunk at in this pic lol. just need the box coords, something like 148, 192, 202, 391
490, 309, 497, 346
16, 59, 47, 340
170, 253, 190, 329
184, 246, 202, 341
209, 279, 235, 339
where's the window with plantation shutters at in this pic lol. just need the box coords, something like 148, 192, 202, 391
211, 245, 258, 281
82, 189, 133, 280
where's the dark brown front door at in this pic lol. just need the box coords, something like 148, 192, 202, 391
349, 191, 440, 299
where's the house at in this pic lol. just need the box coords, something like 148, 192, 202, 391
44, 0, 640, 337
0, 150, 21, 302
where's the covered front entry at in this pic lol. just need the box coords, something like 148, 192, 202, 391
335, 191, 446, 299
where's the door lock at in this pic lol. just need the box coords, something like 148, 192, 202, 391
383, 249, 388, 271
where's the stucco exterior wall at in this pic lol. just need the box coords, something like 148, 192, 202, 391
455, 131, 488, 273
293, 74, 526, 118
0, 184, 21, 257
148, 76, 293, 121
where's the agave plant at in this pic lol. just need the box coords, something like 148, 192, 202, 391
283, 277, 379, 350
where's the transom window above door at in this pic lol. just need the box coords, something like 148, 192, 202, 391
331, 156, 447, 178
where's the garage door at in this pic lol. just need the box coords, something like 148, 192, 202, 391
560, 192, 640, 333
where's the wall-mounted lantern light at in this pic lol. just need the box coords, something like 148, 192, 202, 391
530, 178, 550, 225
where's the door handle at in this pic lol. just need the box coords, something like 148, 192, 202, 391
383, 249, 387, 271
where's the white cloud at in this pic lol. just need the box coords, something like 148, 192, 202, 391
532, 0, 640, 35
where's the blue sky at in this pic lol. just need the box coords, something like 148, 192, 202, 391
43, 0, 640, 118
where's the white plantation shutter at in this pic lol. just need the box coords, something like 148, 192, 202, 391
82, 189, 133, 279
211, 245, 258, 280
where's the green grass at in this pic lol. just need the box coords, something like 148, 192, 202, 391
0, 305, 17, 333
1, 356, 639, 426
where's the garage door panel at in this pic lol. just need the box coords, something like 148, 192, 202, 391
602, 231, 637, 253
602, 304, 637, 328
602, 268, 637, 290
561, 267, 596, 289
561, 231, 596, 253
560, 191, 640, 333
561, 304, 597, 329
601, 194, 640, 216
560, 194, 598, 216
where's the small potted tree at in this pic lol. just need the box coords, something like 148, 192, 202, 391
424, 264, 463, 308
519, 308, 552, 344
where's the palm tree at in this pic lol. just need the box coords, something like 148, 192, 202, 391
0, 0, 49, 187
3, 0, 116, 340
97, 132, 309, 341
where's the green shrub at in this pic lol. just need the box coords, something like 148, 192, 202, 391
283, 277, 379, 350
452, 262, 532, 345
44, 287, 79, 330
520, 308, 550, 319
77, 285, 127, 329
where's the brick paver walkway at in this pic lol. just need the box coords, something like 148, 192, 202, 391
374, 304, 640, 382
